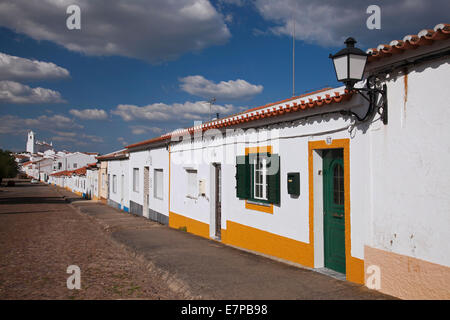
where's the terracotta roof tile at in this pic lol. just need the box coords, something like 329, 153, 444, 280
367, 23, 450, 62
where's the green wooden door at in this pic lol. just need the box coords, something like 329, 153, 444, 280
323, 149, 346, 274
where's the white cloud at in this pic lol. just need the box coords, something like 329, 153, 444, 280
0, 80, 65, 104
253, 0, 450, 48
0, 0, 231, 63
69, 108, 108, 120
179, 75, 263, 100
117, 137, 128, 146
0, 52, 70, 81
0, 114, 83, 135
130, 125, 163, 135
112, 100, 236, 122
52, 133, 104, 144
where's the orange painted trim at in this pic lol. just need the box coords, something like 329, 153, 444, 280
223, 220, 314, 268
168, 145, 171, 215
245, 201, 274, 214
169, 211, 210, 239
245, 145, 272, 155
308, 138, 364, 284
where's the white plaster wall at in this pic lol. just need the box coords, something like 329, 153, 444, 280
149, 148, 169, 217
170, 113, 371, 262
369, 57, 450, 267
128, 150, 149, 207
108, 159, 130, 209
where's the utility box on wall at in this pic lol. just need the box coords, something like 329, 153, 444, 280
287, 172, 300, 196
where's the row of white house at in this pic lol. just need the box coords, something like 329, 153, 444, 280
48, 23, 450, 300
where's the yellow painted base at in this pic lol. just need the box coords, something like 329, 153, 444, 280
223, 220, 314, 268
169, 211, 210, 239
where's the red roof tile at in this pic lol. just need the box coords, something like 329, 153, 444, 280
367, 23, 450, 63
125, 87, 353, 149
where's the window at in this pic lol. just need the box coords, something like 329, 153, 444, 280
154, 169, 163, 200
73, 163, 77, 168
186, 169, 198, 198
253, 157, 267, 200
102, 173, 105, 189
133, 168, 139, 192
236, 150, 280, 205
113, 175, 117, 193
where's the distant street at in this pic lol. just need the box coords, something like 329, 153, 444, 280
0, 180, 394, 300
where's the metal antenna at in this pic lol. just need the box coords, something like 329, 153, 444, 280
292, 14, 295, 97
209, 97, 216, 121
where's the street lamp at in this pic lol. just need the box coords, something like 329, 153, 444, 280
330, 37, 388, 124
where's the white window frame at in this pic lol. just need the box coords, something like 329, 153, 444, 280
154, 169, 164, 200
253, 157, 268, 200
112, 175, 117, 194
186, 169, 198, 199
133, 168, 139, 192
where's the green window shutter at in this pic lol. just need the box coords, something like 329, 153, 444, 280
267, 154, 280, 205
236, 155, 250, 199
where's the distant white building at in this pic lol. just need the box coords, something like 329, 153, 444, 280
26, 131, 54, 154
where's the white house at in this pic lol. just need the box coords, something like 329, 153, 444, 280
115, 23, 449, 299
97, 150, 130, 212
125, 140, 170, 225
52, 152, 97, 173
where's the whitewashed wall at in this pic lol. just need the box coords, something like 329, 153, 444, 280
108, 159, 130, 211
369, 57, 450, 267
170, 105, 371, 264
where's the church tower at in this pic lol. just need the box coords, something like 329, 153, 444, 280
26, 131, 35, 154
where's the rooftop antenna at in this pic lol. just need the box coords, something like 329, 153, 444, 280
209, 97, 216, 121
292, 13, 295, 97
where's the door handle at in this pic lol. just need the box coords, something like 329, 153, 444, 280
332, 213, 344, 218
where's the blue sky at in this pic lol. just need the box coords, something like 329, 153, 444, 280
0, 0, 448, 154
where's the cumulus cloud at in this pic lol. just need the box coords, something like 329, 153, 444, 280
117, 137, 128, 146
253, 0, 450, 47
179, 75, 263, 100
0, 114, 83, 135
130, 125, 163, 135
52, 133, 104, 144
111, 100, 236, 122
0, 0, 231, 63
69, 108, 108, 120
0, 52, 70, 81
0, 80, 65, 104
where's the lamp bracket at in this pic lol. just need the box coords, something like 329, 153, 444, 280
344, 79, 388, 125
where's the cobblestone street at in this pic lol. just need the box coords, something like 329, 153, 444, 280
0, 180, 182, 300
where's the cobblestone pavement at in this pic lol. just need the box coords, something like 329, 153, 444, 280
1, 180, 395, 300
0, 180, 183, 300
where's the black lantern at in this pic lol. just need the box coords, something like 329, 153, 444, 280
330, 37, 388, 125
330, 37, 368, 90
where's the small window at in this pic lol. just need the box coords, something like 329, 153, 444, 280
186, 169, 198, 199
73, 163, 77, 168
113, 175, 117, 194
253, 156, 268, 200
133, 168, 139, 192
154, 169, 163, 200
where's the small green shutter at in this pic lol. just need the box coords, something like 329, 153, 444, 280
267, 154, 280, 205
236, 155, 249, 199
